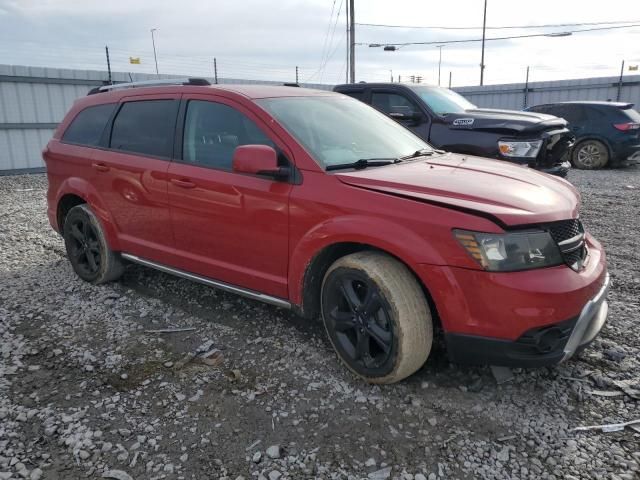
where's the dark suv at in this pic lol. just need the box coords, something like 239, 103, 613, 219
333, 83, 573, 177
526, 101, 640, 169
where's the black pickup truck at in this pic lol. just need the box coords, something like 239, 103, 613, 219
333, 83, 573, 177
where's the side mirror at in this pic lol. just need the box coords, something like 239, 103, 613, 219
389, 109, 423, 125
232, 145, 289, 180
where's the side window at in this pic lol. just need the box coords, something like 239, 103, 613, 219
550, 105, 585, 125
371, 92, 420, 117
182, 100, 275, 171
62, 104, 116, 146
110, 100, 178, 159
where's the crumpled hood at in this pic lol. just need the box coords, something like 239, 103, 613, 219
335, 153, 580, 226
444, 108, 568, 134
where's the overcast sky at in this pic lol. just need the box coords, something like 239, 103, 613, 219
1, 0, 639, 87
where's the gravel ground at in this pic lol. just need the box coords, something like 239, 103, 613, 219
0, 168, 639, 480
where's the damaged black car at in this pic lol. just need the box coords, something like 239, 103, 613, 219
333, 83, 573, 177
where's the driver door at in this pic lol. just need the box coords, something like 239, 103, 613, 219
166, 95, 293, 298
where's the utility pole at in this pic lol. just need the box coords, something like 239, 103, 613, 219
617, 60, 625, 101
480, 0, 487, 86
390, 69, 393, 82
524, 66, 530, 108
105, 46, 112, 84
437, 45, 444, 86
150, 28, 159, 76
449, 71, 452, 88
349, 0, 355, 83
213, 57, 218, 84
296, 66, 299, 84
345, 0, 350, 83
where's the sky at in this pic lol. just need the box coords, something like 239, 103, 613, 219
0, 0, 639, 87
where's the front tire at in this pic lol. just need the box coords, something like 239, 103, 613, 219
321, 251, 433, 384
572, 140, 609, 169
63, 204, 124, 284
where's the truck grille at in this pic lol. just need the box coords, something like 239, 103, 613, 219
545, 219, 586, 270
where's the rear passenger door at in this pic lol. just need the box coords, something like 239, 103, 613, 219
92, 94, 179, 261
549, 105, 587, 136
166, 95, 292, 299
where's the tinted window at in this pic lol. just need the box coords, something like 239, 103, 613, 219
110, 100, 178, 158
62, 104, 115, 146
559, 105, 586, 124
182, 100, 275, 171
371, 92, 420, 116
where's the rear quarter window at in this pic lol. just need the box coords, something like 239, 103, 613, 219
109, 100, 179, 159
61, 103, 116, 146
621, 107, 640, 123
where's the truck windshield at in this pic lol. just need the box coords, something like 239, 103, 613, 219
412, 86, 476, 115
257, 96, 431, 170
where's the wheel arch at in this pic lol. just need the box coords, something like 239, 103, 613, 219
54, 177, 121, 250
293, 240, 442, 332
572, 136, 613, 162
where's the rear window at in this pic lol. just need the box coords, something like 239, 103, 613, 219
621, 106, 640, 123
109, 100, 179, 159
62, 104, 115, 146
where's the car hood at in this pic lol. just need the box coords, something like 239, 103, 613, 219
443, 108, 568, 134
334, 153, 580, 226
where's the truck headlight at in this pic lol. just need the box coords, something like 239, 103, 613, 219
498, 140, 542, 158
454, 229, 563, 271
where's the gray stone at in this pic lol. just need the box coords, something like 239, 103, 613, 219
266, 445, 281, 459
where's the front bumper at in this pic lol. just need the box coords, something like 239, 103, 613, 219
417, 234, 608, 367
444, 273, 610, 367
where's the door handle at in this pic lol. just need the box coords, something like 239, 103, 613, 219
92, 162, 110, 172
170, 178, 196, 189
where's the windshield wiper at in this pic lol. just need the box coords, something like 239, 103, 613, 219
326, 158, 400, 171
400, 148, 436, 160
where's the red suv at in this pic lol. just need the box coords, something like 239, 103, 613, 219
44, 79, 609, 384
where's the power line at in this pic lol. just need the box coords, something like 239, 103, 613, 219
360, 23, 640, 48
356, 19, 640, 30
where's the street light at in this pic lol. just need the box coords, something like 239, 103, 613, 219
150, 28, 159, 76
436, 45, 445, 86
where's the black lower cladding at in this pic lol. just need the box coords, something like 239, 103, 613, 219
445, 317, 578, 367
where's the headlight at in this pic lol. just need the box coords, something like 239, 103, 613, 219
498, 140, 542, 158
454, 229, 563, 271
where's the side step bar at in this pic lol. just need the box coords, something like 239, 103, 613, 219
121, 253, 291, 309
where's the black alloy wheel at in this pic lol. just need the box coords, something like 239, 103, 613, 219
63, 204, 125, 284
322, 270, 396, 376
67, 215, 102, 278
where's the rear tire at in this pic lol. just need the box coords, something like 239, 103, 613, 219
63, 204, 124, 284
321, 251, 433, 384
572, 140, 609, 169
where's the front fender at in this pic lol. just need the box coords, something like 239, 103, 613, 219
55, 177, 121, 251
288, 214, 446, 308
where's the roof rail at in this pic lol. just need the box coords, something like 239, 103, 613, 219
90, 77, 211, 95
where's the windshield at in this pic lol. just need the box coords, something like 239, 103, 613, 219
412, 86, 476, 115
257, 96, 431, 169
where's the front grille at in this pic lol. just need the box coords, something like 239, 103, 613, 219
547, 219, 582, 244
545, 219, 587, 270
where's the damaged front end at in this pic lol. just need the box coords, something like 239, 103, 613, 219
532, 127, 574, 178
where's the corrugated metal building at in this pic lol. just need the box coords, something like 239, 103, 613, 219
454, 74, 640, 111
0, 63, 331, 173
1, 62, 639, 173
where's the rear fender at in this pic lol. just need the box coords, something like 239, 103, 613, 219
54, 177, 121, 251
